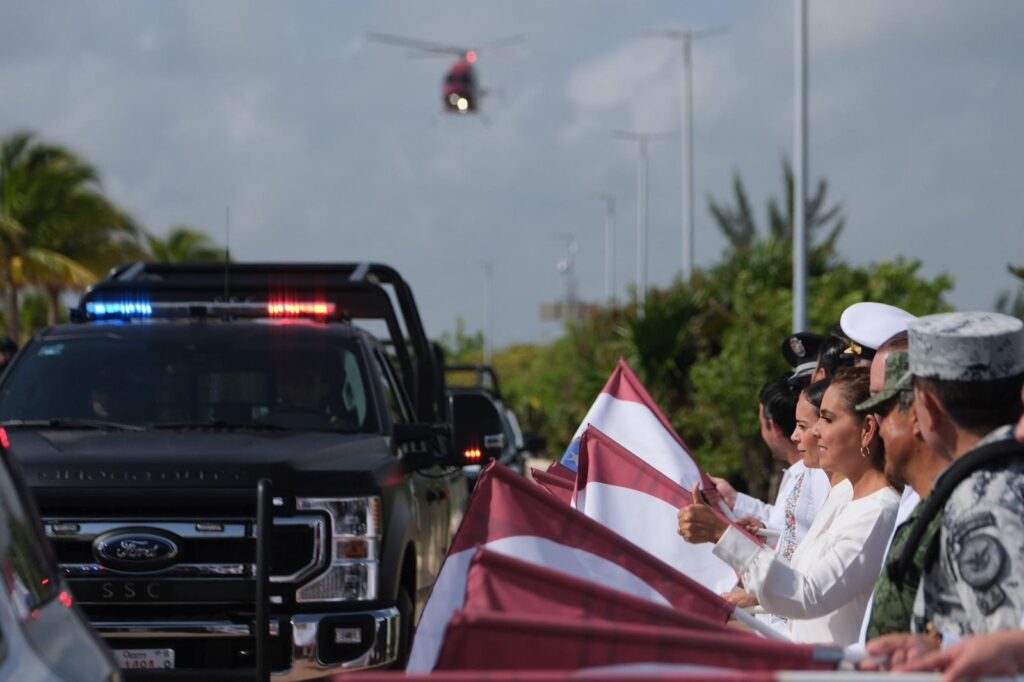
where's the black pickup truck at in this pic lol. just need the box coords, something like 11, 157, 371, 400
0, 263, 495, 681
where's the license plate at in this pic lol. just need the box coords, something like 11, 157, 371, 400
113, 649, 175, 670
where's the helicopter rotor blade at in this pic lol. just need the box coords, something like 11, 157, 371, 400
365, 31, 466, 57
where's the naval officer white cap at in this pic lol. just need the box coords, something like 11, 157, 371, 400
840, 302, 917, 356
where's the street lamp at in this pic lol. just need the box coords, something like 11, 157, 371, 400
649, 27, 727, 282
612, 130, 674, 309
589, 192, 617, 302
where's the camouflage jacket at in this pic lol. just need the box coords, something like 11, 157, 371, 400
866, 499, 940, 639
911, 427, 1024, 637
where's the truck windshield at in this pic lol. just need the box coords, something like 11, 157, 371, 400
0, 326, 377, 433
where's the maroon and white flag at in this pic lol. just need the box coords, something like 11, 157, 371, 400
530, 467, 574, 504
407, 463, 734, 672
573, 426, 750, 593
465, 548, 735, 633
434, 610, 840, 673
559, 360, 712, 493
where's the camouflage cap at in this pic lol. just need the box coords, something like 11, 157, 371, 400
909, 312, 1024, 382
856, 351, 911, 412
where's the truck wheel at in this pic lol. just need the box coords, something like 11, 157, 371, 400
394, 586, 414, 669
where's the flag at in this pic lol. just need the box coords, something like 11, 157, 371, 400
530, 467, 573, 504
465, 548, 737, 633
407, 463, 734, 673
546, 460, 576, 481
573, 426, 748, 593
559, 359, 711, 494
435, 610, 840, 672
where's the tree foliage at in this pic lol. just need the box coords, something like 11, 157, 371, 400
0, 129, 227, 340
486, 164, 953, 498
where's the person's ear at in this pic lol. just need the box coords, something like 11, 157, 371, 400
861, 413, 880, 449
909, 403, 925, 441
914, 385, 944, 437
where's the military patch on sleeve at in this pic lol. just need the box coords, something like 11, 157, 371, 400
957, 534, 1006, 590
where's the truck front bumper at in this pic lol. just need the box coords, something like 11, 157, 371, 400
94, 607, 400, 680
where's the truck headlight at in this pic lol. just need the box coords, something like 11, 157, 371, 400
294, 496, 381, 603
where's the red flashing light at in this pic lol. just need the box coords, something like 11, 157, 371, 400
0, 427, 9, 449
59, 591, 74, 608
267, 301, 336, 318
40, 578, 50, 586
466, 50, 477, 64
464, 447, 482, 462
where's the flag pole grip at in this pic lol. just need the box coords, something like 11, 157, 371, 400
731, 606, 792, 641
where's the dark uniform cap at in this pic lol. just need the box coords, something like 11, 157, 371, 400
856, 351, 911, 412
781, 332, 825, 368
909, 312, 1024, 382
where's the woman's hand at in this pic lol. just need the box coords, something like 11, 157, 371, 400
709, 476, 737, 509
677, 483, 729, 544
721, 588, 759, 609
738, 516, 765, 534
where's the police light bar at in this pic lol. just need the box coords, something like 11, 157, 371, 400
84, 299, 337, 321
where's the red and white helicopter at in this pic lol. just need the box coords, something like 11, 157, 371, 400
366, 32, 523, 115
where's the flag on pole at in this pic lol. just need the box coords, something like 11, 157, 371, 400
407, 463, 734, 672
530, 467, 574, 504
546, 460, 577, 481
573, 426, 752, 593
465, 548, 736, 633
559, 359, 710, 494
435, 610, 840, 672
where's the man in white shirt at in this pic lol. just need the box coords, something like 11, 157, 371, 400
711, 375, 831, 559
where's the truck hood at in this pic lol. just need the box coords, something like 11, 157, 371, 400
8, 429, 401, 496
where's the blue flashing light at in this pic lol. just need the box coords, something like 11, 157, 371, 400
86, 300, 153, 318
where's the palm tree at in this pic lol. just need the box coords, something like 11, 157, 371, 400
0, 130, 138, 333
146, 226, 226, 263
996, 263, 1024, 321
708, 159, 845, 269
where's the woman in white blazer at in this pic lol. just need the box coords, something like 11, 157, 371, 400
684, 367, 899, 646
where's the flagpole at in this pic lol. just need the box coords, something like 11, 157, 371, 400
730, 606, 792, 641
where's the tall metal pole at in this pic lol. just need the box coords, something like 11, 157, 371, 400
613, 130, 673, 311
483, 262, 493, 364
650, 28, 726, 282
637, 136, 648, 308
793, 0, 809, 333
681, 35, 694, 282
590, 192, 617, 302
605, 196, 616, 302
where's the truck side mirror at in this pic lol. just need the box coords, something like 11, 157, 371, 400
449, 391, 506, 466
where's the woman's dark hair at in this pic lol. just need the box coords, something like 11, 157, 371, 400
802, 378, 831, 411
816, 326, 856, 380
760, 375, 800, 436
830, 365, 885, 465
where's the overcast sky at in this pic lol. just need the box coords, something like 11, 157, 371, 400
2, 1, 1022, 346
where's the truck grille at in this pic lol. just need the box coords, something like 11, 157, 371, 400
45, 516, 324, 605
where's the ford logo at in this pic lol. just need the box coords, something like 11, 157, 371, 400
93, 529, 180, 572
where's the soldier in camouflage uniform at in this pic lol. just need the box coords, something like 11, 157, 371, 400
856, 349, 951, 638
864, 312, 1024, 669
895, 312, 1024, 639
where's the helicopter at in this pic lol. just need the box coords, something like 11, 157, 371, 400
366, 32, 523, 114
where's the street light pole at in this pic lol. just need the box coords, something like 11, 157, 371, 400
482, 262, 493, 364
793, 0, 809, 333
590, 192, 617, 302
650, 27, 726, 283
613, 130, 673, 310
